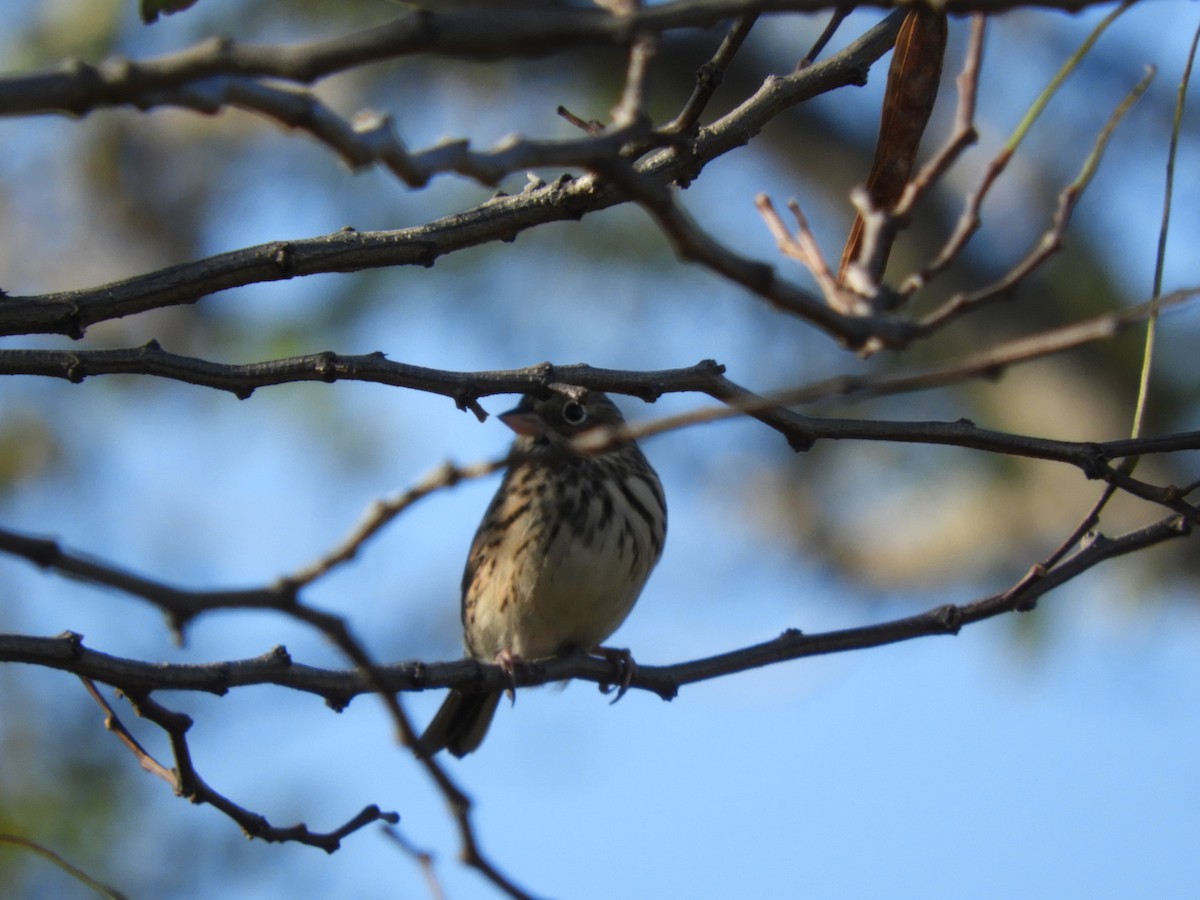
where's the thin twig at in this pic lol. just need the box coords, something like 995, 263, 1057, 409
382, 825, 448, 900
611, 32, 658, 129
663, 13, 759, 134
918, 65, 1155, 333
903, 1, 1132, 294
80, 677, 177, 787
892, 14, 985, 222
756, 195, 869, 317
886, 13, 986, 305
1127, 19, 1200, 448
0, 832, 129, 900
283, 458, 507, 589
0, 15, 904, 347
800, 6, 853, 67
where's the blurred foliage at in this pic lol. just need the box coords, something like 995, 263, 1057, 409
0, 676, 134, 898
3, 3, 1195, 581
1, 2, 1198, 892
0, 410, 61, 495
1, 3, 1192, 587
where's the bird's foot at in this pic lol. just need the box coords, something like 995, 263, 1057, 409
595, 646, 637, 705
495, 649, 522, 705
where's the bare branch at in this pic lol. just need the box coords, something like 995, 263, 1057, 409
80, 677, 177, 787
663, 13, 759, 135
918, 64, 1154, 333
0, 12, 904, 346
902, 1, 1133, 297
2, 512, 1189, 705
2, 382, 1198, 656
757, 195, 875, 317
382, 826, 448, 900
756, 288, 1200, 406
891, 14, 986, 224
610, 3, 658, 131
284, 459, 506, 589
0, 0, 1126, 123
9, 279, 1190, 413
0, 345, 727, 404
124, 688, 399, 852
799, 6, 853, 66
594, 156, 917, 348
0, 5, 1191, 891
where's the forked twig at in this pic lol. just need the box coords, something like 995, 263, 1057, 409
1046, 17, 1200, 577
664, 14, 759, 134
80, 675, 398, 852
756, 195, 867, 316
903, 1, 1134, 295
800, 6, 854, 67
80, 677, 177, 787
283, 458, 506, 589
896, 13, 986, 220
918, 65, 1155, 333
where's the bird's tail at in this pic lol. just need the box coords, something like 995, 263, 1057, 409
415, 689, 502, 758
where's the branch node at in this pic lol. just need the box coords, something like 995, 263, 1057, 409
314, 351, 338, 384
454, 390, 488, 422
271, 576, 301, 606
267, 643, 292, 667
166, 611, 193, 646
409, 660, 429, 689
1081, 445, 1110, 480
58, 630, 85, 657
271, 242, 295, 274
931, 604, 962, 633
64, 301, 85, 339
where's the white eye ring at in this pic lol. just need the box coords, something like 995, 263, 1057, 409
562, 400, 587, 425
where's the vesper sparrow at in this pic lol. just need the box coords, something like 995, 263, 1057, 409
416, 387, 666, 757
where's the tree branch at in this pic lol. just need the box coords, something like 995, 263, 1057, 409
0, 0, 1121, 122
2, 511, 1188, 704
0, 344, 727, 404
0, 13, 904, 347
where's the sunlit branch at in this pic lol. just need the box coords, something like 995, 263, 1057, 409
902, 2, 1132, 296
663, 13, 759, 134
918, 65, 1154, 333
0, 14, 902, 345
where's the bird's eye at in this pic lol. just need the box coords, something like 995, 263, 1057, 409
561, 400, 588, 425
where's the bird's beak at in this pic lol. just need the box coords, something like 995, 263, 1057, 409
499, 408, 544, 437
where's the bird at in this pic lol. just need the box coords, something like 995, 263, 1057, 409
416, 386, 666, 758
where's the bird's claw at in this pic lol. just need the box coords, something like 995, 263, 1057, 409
496, 649, 521, 705
596, 646, 637, 705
